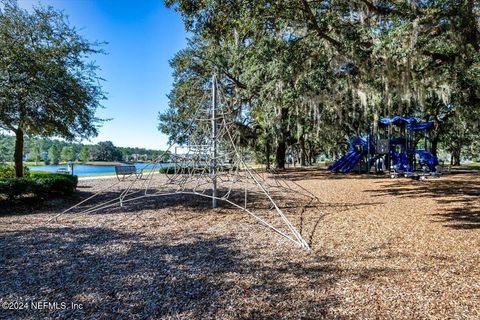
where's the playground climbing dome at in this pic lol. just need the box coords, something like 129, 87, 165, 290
52, 74, 316, 250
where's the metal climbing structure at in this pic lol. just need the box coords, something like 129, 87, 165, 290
53, 74, 314, 250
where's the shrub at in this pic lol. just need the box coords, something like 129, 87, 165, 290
31, 174, 78, 198
0, 173, 78, 201
0, 165, 30, 179
159, 166, 179, 174
0, 178, 31, 200
29, 171, 61, 177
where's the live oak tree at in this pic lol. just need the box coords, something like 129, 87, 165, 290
0, 0, 105, 177
162, 0, 479, 166
89, 141, 121, 162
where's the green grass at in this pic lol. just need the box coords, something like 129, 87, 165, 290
29, 170, 56, 175
5, 160, 130, 166
79, 161, 125, 166
6, 161, 41, 166
457, 162, 480, 170
78, 172, 117, 178
75, 167, 160, 178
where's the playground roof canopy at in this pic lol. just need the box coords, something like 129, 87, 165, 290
378, 116, 434, 130
378, 116, 416, 126
408, 122, 434, 130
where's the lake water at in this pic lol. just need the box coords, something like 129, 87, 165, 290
28, 163, 171, 176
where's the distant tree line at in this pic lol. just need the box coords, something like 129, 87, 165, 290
0, 135, 168, 164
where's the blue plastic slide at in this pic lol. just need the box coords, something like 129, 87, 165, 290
328, 150, 364, 173
328, 150, 356, 171
328, 137, 367, 173
340, 150, 363, 173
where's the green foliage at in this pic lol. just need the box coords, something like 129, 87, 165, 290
48, 145, 61, 165
30, 173, 78, 198
78, 146, 90, 162
0, 134, 168, 164
0, 173, 78, 201
0, 0, 106, 138
89, 141, 122, 161
60, 146, 74, 162
0, 0, 106, 176
117, 146, 169, 162
161, 0, 480, 165
28, 170, 54, 176
28, 141, 43, 163
0, 165, 29, 179
0, 178, 31, 200
158, 166, 179, 174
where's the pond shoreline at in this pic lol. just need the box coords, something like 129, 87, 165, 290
27, 162, 171, 177
78, 170, 162, 180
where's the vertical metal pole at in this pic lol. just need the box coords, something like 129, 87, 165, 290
367, 124, 371, 173
387, 123, 391, 171
211, 73, 217, 208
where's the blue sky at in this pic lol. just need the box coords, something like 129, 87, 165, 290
20, 0, 188, 150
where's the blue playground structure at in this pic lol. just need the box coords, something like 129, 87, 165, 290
328, 116, 442, 177
328, 137, 369, 173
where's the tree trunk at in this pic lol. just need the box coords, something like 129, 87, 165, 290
308, 141, 315, 165
14, 128, 24, 178
299, 135, 306, 166
265, 139, 271, 170
275, 107, 289, 170
306, 140, 312, 165
466, 0, 479, 50
453, 150, 461, 166
276, 141, 286, 169
431, 137, 438, 157
450, 150, 461, 166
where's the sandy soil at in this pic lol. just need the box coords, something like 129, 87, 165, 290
1, 169, 479, 319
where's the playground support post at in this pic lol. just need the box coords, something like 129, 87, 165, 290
366, 124, 373, 173
211, 73, 218, 208
386, 122, 389, 171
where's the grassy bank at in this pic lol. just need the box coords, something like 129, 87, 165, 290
7, 161, 155, 166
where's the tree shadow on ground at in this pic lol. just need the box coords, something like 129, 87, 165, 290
435, 206, 480, 230
2, 169, 390, 257
298, 201, 386, 249
364, 174, 480, 229
1, 226, 346, 319
0, 174, 321, 216
269, 167, 387, 182
0, 196, 78, 217
56, 185, 386, 251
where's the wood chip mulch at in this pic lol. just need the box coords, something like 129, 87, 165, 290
1, 169, 479, 319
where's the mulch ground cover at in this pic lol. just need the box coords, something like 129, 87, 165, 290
1, 169, 479, 319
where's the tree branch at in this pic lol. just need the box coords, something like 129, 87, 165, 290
421, 50, 456, 63
221, 68, 247, 90
299, 0, 343, 49
359, 0, 405, 17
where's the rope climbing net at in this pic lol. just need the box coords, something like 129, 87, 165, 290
52, 74, 315, 250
